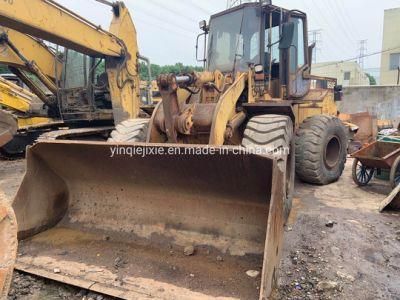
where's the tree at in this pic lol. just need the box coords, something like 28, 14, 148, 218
139, 62, 204, 81
366, 73, 376, 86
0, 64, 9, 74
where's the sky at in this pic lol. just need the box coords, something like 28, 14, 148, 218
56, 0, 400, 69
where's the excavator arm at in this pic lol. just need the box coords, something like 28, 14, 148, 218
0, 27, 61, 82
0, 26, 61, 108
0, 0, 140, 122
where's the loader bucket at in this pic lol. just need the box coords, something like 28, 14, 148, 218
0, 110, 17, 148
0, 199, 17, 299
13, 141, 286, 299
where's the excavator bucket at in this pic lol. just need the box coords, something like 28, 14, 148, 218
0, 110, 17, 148
13, 140, 287, 299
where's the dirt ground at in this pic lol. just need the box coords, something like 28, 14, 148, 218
1, 158, 399, 300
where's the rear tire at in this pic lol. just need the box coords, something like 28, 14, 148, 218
108, 119, 149, 143
242, 114, 294, 222
295, 115, 347, 185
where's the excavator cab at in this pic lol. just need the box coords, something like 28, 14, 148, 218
58, 49, 112, 121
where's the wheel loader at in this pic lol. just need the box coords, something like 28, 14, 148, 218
1, 1, 348, 299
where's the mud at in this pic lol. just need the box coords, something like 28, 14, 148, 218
1, 159, 399, 299
277, 160, 400, 299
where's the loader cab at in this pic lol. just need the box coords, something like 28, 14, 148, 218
204, 3, 311, 99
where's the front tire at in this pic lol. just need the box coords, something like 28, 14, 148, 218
108, 119, 149, 143
295, 115, 347, 185
242, 114, 294, 222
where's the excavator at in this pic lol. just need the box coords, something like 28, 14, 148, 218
0, 26, 63, 155
0, 18, 153, 156
1, 1, 348, 299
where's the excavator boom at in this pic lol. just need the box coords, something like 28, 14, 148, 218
0, 0, 140, 123
0, 0, 123, 58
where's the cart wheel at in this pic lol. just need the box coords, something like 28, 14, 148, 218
352, 158, 374, 186
390, 156, 400, 189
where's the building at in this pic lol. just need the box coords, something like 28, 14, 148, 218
312, 61, 370, 86
380, 7, 400, 85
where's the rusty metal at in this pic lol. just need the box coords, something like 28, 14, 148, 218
157, 74, 181, 142
339, 112, 377, 145
153, 103, 217, 139
0, 110, 17, 148
13, 140, 286, 299
351, 141, 400, 170
0, 199, 17, 299
225, 112, 246, 140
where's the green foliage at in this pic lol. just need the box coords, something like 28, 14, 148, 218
0, 64, 9, 74
139, 62, 204, 81
366, 73, 377, 86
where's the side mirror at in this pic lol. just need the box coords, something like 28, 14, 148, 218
334, 85, 343, 101
279, 22, 295, 49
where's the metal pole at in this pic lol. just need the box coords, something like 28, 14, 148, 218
397, 67, 400, 86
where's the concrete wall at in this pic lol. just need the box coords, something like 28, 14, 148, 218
339, 86, 400, 125
380, 8, 400, 85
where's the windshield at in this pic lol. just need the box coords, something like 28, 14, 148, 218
207, 6, 261, 73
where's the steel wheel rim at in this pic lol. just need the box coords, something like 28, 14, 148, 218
356, 160, 374, 184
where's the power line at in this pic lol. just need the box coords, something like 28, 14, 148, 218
149, 0, 198, 24
130, 3, 198, 36
134, 15, 194, 39
313, 0, 356, 53
332, 0, 361, 40
304, 0, 353, 59
313, 45, 400, 69
186, 0, 213, 15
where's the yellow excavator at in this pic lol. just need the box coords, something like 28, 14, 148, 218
1, 1, 348, 299
0, 26, 63, 155
0, 13, 154, 156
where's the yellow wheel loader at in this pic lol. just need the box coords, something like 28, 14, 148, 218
3, 1, 347, 299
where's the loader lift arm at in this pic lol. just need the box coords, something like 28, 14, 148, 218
0, 0, 141, 123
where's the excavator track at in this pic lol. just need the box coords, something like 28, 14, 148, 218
37, 126, 114, 141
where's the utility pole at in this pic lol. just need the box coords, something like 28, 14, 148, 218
308, 29, 322, 64
358, 39, 367, 70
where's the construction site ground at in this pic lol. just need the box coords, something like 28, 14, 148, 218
1, 158, 399, 300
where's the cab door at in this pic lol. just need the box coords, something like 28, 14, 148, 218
287, 14, 310, 98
